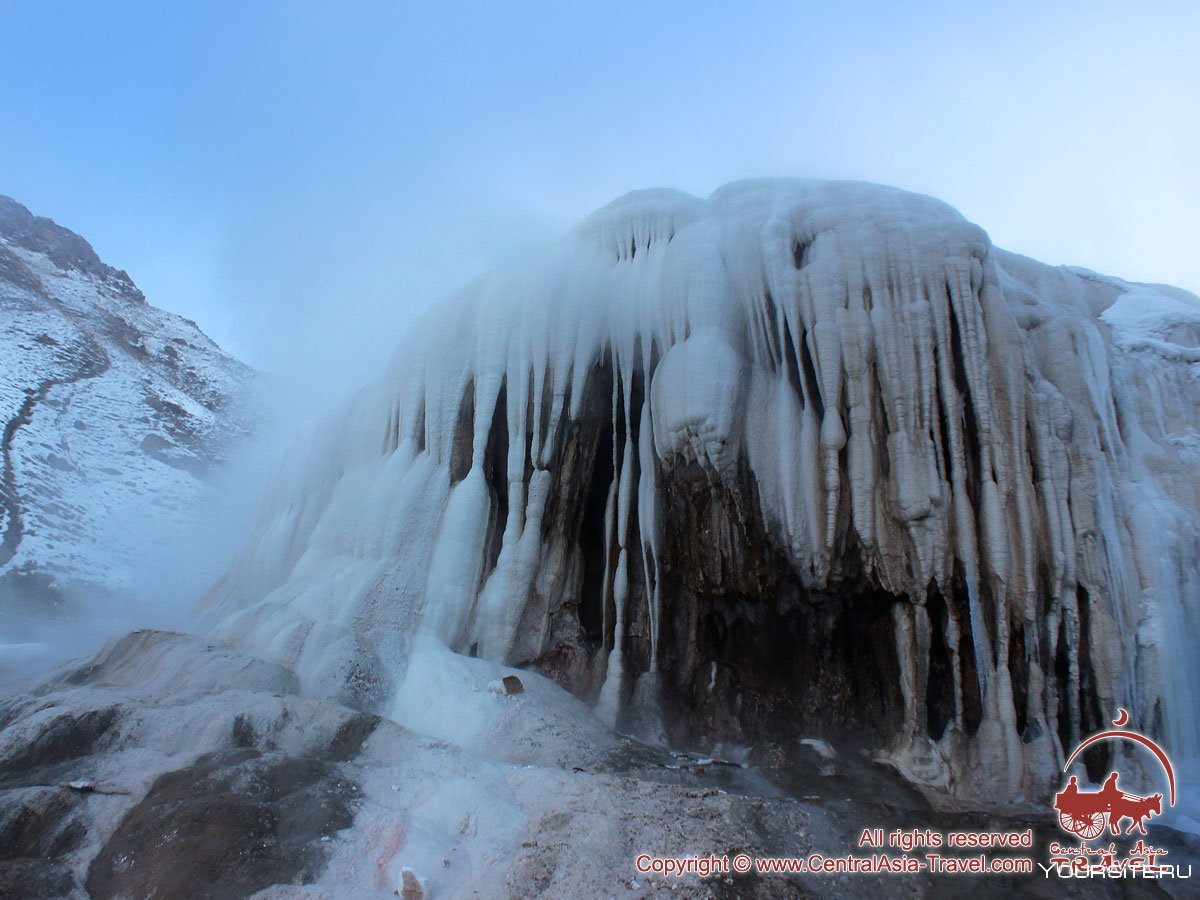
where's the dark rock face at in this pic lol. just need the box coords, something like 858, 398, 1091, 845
523, 365, 912, 760
327, 711, 383, 761
85, 749, 358, 900
490, 350, 1019, 785
650, 458, 908, 752
0, 705, 125, 785
0, 698, 123, 898
0, 787, 85, 899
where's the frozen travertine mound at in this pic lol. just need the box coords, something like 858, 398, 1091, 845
201, 179, 1200, 803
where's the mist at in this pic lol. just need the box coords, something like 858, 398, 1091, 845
0, 392, 281, 692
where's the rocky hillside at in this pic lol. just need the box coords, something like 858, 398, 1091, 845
0, 195, 255, 612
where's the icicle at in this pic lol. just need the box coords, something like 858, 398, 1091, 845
200, 180, 1200, 799
594, 368, 628, 726
637, 394, 661, 666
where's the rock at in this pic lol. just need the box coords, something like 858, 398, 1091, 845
487, 675, 525, 696
0, 632, 386, 897
14, 628, 1195, 897
397, 866, 427, 899
84, 749, 357, 900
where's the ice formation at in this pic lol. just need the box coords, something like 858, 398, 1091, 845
202, 180, 1200, 801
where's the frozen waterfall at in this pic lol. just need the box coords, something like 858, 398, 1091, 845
199, 179, 1200, 803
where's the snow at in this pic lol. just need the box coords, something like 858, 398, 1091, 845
202, 179, 1200, 802
650, 330, 746, 471
1101, 286, 1200, 358
0, 207, 255, 684
0, 240, 253, 591
389, 632, 617, 766
2, 628, 838, 898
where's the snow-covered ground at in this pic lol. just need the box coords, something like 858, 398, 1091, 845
4, 628, 1197, 898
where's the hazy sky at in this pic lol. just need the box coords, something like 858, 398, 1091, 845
2, 1, 1197, 401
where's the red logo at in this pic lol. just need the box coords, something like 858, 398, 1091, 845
1053, 708, 1176, 840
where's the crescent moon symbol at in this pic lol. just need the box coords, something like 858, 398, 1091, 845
1064, 730, 1176, 807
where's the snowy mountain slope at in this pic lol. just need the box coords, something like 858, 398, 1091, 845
0, 195, 255, 607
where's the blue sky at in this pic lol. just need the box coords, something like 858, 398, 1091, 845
2, 1, 1197, 398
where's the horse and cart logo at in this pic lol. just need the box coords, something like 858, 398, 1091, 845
1055, 772, 1162, 838
1053, 708, 1176, 841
